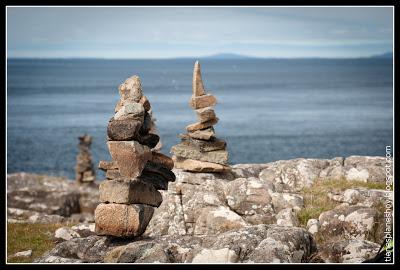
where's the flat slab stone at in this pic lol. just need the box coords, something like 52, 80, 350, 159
189, 94, 217, 110
107, 141, 152, 178
98, 161, 118, 171
99, 179, 162, 206
186, 118, 219, 132
171, 143, 229, 165
196, 106, 216, 123
114, 103, 145, 121
181, 127, 215, 141
107, 117, 142, 141
95, 203, 154, 237
181, 137, 226, 152
105, 169, 121, 180
173, 156, 230, 173
151, 152, 174, 170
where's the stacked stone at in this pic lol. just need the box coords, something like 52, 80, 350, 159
75, 134, 96, 183
171, 61, 230, 173
95, 75, 175, 238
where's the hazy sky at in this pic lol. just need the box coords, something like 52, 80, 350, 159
7, 6, 393, 58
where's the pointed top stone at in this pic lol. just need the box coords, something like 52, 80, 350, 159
193, 61, 206, 97
118, 75, 143, 102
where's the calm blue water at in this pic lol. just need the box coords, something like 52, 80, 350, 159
7, 58, 393, 180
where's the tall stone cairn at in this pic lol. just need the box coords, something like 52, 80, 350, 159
95, 75, 176, 237
75, 134, 96, 183
171, 61, 230, 173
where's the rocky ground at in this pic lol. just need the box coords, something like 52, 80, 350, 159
7, 155, 393, 263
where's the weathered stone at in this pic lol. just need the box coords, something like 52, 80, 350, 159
55, 227, 81, 241
316, 239, 380, 263
114, 103, 145, 121
181, 136, 226, 152
189, 94, 217, 109
171, 143, 228, 165
328, 188, 392, 207
9, 250, 33, 259
192, 248, 238, 263
107, 117, 141, 141
192, 60, 206, 97
318, 204, 381, 242
98, 160, 118, 171
107, 141, 152, 178
136, 133, 160, 149
186, 117, 219, 132
194, 206, 247, 235
139, 95, 151, 111
94, 203, 154, 237
276, 208, 299, 227
105, 169, 121, 180
184, 127, 215, 140
99, 178, 162, 207
172, 156, 229, 172
195, 106, 216, 123
344, 156, 387, 183
307, 219, 319, 235
151, 151, 174, 170
118, 75, 143, 102
225, 177, 275, 225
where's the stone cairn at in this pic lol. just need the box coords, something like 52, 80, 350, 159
75, 134, 96, 183
95, 75, 175, 237
171, 61, 230, 173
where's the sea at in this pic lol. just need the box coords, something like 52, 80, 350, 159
6, 58, 393, 180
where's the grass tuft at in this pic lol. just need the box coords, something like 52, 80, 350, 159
7, 222, 74, 263
297, 177, 386, 227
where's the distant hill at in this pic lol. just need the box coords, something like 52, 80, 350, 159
201, 53, 255, 59
370, 52, 393, 59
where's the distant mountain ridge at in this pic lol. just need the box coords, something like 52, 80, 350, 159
370, 52, 393, 59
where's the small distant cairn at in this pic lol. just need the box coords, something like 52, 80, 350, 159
95, 75, 175, 237
171, 61, 230, 173
75, 134, 96, 183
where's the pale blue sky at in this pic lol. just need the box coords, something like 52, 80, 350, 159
7, 6, 393, 58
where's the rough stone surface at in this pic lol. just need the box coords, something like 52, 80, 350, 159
107, 141, 152, 178
136, 133, 160, 149
55, 227, 81, 241
114, 103, 145, 121
171, 143, 228, 165
95, 203, 154, 237
181, 136, 226, 152
344, 156, 387, 183
190, 94, 217, 109
173, 156, 229, 173
99, 179, 162, 206
184, 127, 215, 140
151, 151, 174, 171
315, 239, 380, 263
186, 118, 219, 132
118, 75, 143, 102
107, 117, 142, 141
37, 224, 316, 263
196, 106, 216, 123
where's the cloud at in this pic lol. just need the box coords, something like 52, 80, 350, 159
6, 6, 393, 58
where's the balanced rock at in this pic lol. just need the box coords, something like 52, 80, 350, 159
95, 203, 154, 237
107, 141, 152, 178
75, 134, 96, 183
171, 61, 229, 173
95, 75, 175, 238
